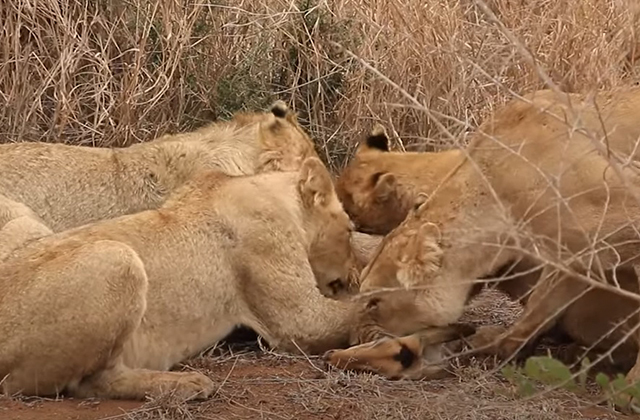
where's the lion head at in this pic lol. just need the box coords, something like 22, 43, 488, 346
256, 101, 321, 173
348, 196, 468, 345
152, 100, 321, 178
296, 156, 356, 298
336, 125, 412, 235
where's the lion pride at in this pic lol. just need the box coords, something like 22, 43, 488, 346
0, 101, 382, 296
327, 87, 640, 393
0, 157, 343, 400
0, 154, 476, 400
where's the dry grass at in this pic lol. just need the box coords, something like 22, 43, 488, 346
3, 0, 640, 418
1, 356, 625, 419
0, 291, 631, 419
71, 291, 630, 420
1, 0, 639, 167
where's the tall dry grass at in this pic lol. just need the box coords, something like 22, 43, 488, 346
1, 0, 639, 169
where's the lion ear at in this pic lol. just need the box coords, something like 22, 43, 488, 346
269, 99, 299, 125
256, 119, 283, 171
257, 104, 293, 171
269, 100, 289, 118
372, 172, 396, 201
365, 124, 390, 152
418, 222, 442, 244
298, 157, 334, 208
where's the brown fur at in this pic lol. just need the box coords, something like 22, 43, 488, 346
336, 123, 462, 235
0, 157, 363, 401
0, 101, 319, 232
327, 87, 640, 387
0, 189, 467, 399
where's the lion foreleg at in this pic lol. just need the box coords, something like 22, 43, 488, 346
323, 323, 475, 379
482, 266, 587, 360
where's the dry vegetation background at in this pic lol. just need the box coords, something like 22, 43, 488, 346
2, 0, 640, 171
3, 0, 640, 418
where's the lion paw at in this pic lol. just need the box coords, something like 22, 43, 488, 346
170, 372, 215, 401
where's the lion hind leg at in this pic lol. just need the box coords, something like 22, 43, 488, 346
0, 240, 147, 398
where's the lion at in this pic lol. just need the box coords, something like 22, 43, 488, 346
329, 231, 387, 297
0, 101, 318, 233
334, 124, 546, 304
325, 87, 640, 390
0, 155, 474, 401
0, 98, 373, 302
335, 125, 462, 235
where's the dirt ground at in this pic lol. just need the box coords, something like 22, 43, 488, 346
1, 289, 636, 420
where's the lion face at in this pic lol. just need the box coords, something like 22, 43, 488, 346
336, 165, 409, 235
308, 203, 356, 298
349, 200, 458, 344
336, 126, 410, 235
296, 157, 357, 299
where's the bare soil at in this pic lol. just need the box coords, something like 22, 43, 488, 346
1, 290, 635, 420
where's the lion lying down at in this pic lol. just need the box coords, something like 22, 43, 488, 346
0, 156, 474, 401
327, 87, 640, 385
0, 101, 317, 233
0, 157, 350, 400
0, 100, 374, 296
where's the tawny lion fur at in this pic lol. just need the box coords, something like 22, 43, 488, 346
0, 101, 317, 233
0, 157, 371, 401
0, 102, 376, 294
335, 122, 540, 302
0, 156, 473, 400
327, 87, 640, 385
336, 124, 462, 235
335, 110, 636, 311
